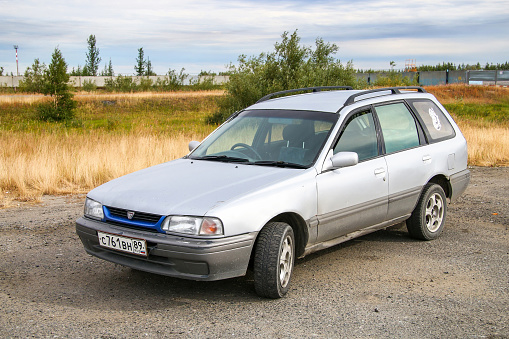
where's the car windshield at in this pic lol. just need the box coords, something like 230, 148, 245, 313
190, 109, 337, 167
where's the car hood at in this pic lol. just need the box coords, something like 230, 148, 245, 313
87, 158, 305, 216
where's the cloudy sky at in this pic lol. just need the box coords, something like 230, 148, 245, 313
1, 0, 508, 76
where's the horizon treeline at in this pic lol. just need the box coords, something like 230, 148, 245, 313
1, 33, 508, 77
358, 61, 509, 74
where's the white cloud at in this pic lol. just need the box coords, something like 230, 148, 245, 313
1, 0, 508, 74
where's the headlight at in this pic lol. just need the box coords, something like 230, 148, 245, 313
84, 198, 104, 220
161, 216, 223, 236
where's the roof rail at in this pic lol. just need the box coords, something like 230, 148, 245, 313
256, 86, 353, 103
344, 86, 426, 106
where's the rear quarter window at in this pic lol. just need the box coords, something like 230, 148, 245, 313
407, 99, 456, 143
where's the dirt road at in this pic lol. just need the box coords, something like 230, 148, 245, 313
1, 166, 508, 338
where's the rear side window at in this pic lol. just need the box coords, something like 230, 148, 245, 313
375, 103, 420, 154
407, 99, 455, 142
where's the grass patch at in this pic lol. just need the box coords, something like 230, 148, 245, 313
0, 91, 223, 135
444, 101, 509, 124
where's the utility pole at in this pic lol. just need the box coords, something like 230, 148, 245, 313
13, 45, 19, 76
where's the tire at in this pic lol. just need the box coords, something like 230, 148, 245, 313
407, 183, 447, 240
253, 222, 295, 298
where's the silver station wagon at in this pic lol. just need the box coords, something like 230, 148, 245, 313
76, 86, 470, 298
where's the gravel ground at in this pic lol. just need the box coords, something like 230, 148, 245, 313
0, 166, 508, 338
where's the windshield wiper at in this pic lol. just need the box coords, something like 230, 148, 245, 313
192, 155, 250, 163
253, 161, 307, 169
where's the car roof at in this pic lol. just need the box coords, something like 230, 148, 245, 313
247, 90, 363, 113
246, 86, 429, 114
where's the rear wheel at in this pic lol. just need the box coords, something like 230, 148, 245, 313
407, 183, 447, 240
253, 222, 295, 298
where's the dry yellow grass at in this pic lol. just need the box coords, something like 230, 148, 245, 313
426, 84, 509, 105
0, 131, 207, 207
1, 86, 508, 206
0, 94, 49, 105
0, 90, 224, 104
74, 90, 224, 101
457, 120, 509, 166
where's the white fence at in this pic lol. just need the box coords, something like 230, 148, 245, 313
0, 75, 230, 88
2, 71, 508, 89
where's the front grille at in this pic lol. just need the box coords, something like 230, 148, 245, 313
104, 220, 161, 233
107, 206, 162, 224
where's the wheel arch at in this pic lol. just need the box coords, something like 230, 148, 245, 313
428, 174, 451, 199
266, 212, 309, 258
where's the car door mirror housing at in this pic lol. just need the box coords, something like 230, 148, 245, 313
324, 151, 359, 171
188, 140, 200, 152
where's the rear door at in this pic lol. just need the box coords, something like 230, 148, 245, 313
373, 101, 433, 220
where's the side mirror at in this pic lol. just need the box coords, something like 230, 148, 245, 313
323, 151, 359, 171
188, 140, 200, 152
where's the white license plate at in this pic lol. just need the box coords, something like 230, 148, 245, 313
97, 231, 147, 256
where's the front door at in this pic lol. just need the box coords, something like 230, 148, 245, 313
316, 109, 389, 242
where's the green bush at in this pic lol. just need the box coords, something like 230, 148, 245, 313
189, 76, 221, 91
154, 68, 188, 91
138, 77, 153, 91
104, 75, 137, 92
207, 30, 356, 124
37, 93, 77, 121
82, 79, 98, 92
0, 83, 15, 93
372, 72, 418, 87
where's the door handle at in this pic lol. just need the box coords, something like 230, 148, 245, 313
374, 168, 386, 181
422, 155, 432, 162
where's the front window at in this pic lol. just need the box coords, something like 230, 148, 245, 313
334, 110, 379, 162
190, 110, 337, 167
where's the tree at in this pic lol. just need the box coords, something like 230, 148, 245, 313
145, 58, 156, 76
208, 30, 355, 123
497, 62, 509, 69
0, 66, 4, 76
485, 62, 497, 70
134, 48, 146, 76
134, 48, 156, 76
19, 58, 47, 93
85, 34, 101, 76
69, 65, 84, 76
199, 70, 217, 76
101, 58, 114, 76
37, 47, 76, 121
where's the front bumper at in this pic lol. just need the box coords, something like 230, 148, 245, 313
76, 217, 257, 281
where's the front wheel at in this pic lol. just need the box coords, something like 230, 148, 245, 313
407, 183, 447, 240
253, 222, 295, 298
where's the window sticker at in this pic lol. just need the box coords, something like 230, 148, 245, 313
428, 107, 442, 131
408, 100, 455, 142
